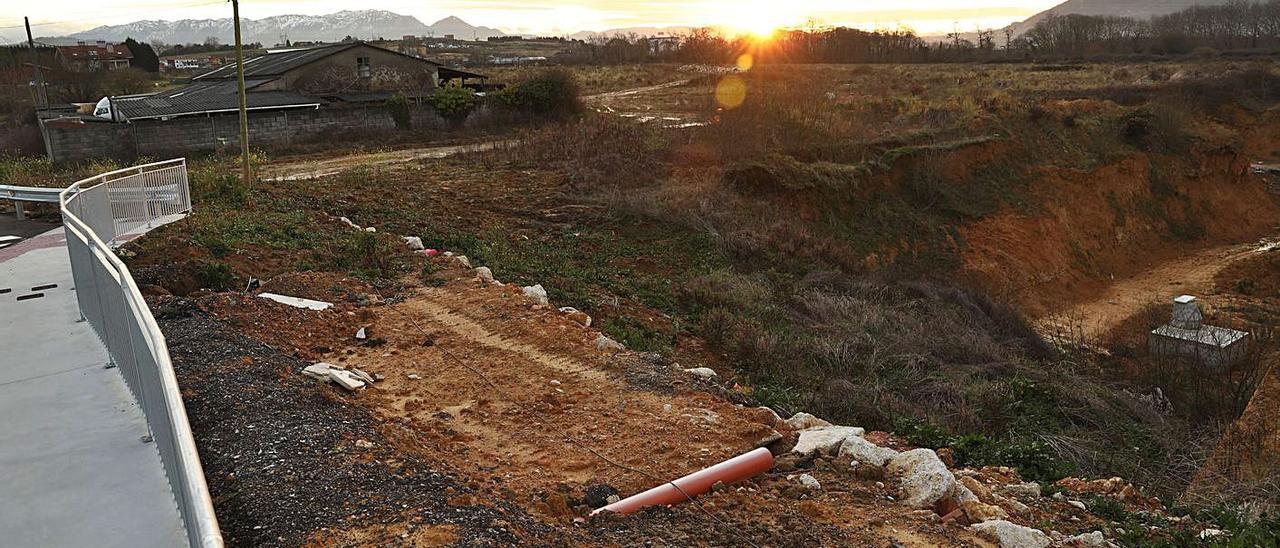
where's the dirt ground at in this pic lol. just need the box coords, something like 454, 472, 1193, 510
174, 257, 1001, 546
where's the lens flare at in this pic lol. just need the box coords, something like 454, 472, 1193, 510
715, 75, 747, 110
736, 53, 754, 71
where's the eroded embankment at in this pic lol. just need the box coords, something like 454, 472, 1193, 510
959, 139, 1280, 324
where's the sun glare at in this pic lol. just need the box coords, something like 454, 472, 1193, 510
713, 0, 806, 38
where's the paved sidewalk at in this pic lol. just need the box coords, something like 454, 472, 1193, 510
0, 228, 186, 548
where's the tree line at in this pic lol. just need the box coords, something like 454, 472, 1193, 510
553, 0, 1280, 65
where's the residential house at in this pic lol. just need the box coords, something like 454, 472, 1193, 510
57, 41, 133, 71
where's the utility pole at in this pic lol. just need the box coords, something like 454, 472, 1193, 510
25, 17, 48, 111
231, 0, 251, 185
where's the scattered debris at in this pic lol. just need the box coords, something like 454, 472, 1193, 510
683, 367, 717, 379
403, 236, 425, 250
796, 474, 821, 490
558, 306, 591, 327
356, 326, 369, 340
302, 362, 339, 381
522, 284, 549, 305
838, 436, 898, 467
594, 334, 624, 352
792, 426, 866, 456
339, 216, 360, 230
328, 369, 367, 392
785, 412, 833, 430
351, 368, 376, 384
888, 449, 958, 508
257, 293, 333, 311
970, 520, 1052, 548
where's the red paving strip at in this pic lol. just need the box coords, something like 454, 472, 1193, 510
0, 231, 67, 264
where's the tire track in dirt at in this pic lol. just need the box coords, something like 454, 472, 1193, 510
1037, 236, 1279, 344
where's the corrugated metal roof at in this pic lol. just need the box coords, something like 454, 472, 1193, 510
192, 41, 443, 82
111, 81, 322, 121
58, 44, 133, 61
1151, 324, 1248, 348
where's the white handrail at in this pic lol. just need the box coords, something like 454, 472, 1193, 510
60, 158, 223, 548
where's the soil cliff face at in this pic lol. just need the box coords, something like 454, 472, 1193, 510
960, 147, 1279, 318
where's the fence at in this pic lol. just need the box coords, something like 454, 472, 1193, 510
59, 158, 222, 548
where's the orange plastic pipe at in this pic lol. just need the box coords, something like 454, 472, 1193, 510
592, 447, 775, 515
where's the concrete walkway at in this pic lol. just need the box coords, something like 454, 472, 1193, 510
0, 227, 186, 547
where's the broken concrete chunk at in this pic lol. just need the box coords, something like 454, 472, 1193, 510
594, 335, 624, 352
403, 236, 424, 250
522, 284, 549, 305
784, 412, 833, 430
792, 426, 865, 456
302, 362, 335, 380
683, 367, 717, 379
475, 267, 495, 283
328, 369, 367, 391
887, 449, 957, 508
356, 327, 368, 340
258, 293, 333, 311
970, 520, 1051, 548
837, 436, 898, 467
351, 368, 375, 384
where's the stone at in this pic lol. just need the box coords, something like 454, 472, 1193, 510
837, 436, 898, 467
328, 369, 367, 391
952, 482, 979, 504
758, 406, 783, 423
970, 520, 1051, 548
793, 426, 866, 456
302, 362, 336, 380
1068, 500, 1087, 511
958, 476, 993, 502
887, 449, 957, 508
475, 267, 495, 283
407, 373, 421, 380
784, 412, 833, 430
797, 474, 821, 490
594, 335, 624, 352
960, 500, 1008, 523
364, 226, 376, 233
997, 482, 1041, 499
522, 284, 549, 305
356, 327, 369, 340
559, 308, 592, 327
402, 236, 424, 250
339, 216, 360, 230
992, 493, 1030, 516
354, 439, 374, 449
684, 367, 718, 379
1060, 531, 1115, 547
454, 255, 472, 269
1197, 529, 1225, 540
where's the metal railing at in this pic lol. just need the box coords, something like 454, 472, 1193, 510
1, 184, 63, 219
60, 158, 223, 548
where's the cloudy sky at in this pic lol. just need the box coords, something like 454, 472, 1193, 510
1, 0, 1063, 42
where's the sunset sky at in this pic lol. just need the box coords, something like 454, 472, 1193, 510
1, 1, 1064, 42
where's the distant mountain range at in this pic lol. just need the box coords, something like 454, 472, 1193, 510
60, 10, 506, 45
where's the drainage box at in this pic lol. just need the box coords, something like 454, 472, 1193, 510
1148, 295, 1250, 367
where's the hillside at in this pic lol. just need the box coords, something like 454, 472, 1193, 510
1010, 0, 1237, 35
64, 10, 506, 45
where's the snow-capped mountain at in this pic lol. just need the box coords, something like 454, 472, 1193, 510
66, 10, 506, 45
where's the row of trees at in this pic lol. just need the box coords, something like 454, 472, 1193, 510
1022, 1, 1280, 55
553, 0, 1280, 66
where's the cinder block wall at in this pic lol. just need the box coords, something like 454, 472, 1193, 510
40, 104, 457, 163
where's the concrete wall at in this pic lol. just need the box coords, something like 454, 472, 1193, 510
40, 104, 455, 163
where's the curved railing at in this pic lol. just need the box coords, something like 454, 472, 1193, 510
60, 159, 222, 548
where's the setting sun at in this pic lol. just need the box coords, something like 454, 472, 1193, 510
712, 0, 808, 37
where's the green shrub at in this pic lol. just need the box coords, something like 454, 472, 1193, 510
197, 262, 235, 291
386, 93, 412, 130
894, 417, 1076, 483
428, 85, 478, 120
495, 69, 583, 119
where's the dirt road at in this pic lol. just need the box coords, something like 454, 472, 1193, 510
263, 141, 508, 181
1038, 237, 1279, 343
